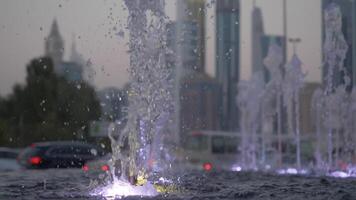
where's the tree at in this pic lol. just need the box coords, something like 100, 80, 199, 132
0, 57, 101, 147
0, 97, 7, 145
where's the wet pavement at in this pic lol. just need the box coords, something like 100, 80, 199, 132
1, 169, 356, 200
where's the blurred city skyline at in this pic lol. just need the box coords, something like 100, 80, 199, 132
0, 0, 322, 95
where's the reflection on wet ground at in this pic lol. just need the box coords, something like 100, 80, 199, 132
1, 169, 356, 200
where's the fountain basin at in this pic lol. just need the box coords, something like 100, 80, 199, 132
1, 169, 356, 199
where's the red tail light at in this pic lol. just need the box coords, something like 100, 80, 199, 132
82, 165, 89, 171
29, 156, 42, 165
203, 162, 212, 171
101, 165, 109, 171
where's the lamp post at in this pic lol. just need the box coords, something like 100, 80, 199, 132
289, 38, 301, 55
283, 0, 288, 64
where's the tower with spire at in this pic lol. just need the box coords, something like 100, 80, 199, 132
70, 34, 84, 65
44, 19, 84, 82
45, 19, 64, 71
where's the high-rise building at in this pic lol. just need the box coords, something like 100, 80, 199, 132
216, 0, 240, 131
168, 1, 222, 140
167, 21, 199, 73
322, 0, 356, 91
167, 20, 221, 141
251, 5, 265, 74
177, 0, 206, 72
299, 82, 322, 135
180, 72, 221, 136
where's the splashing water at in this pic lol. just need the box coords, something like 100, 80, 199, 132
309, 2, 353, 172
311, 88, 324, 170
237, 72, 265, 169
263, 43, 284, 167
323, 3, 349, 169
90, 179, 158, 199
283, 54, 305, 169
92, 0, 174, 198
119, 0, 173, 178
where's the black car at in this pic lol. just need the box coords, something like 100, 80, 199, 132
18, 141, 103, 169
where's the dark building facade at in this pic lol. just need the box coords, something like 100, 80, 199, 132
167, 20, 221, 141
180, 71, 221, 136
216, 0, 240, 131
177, 0, 206, 73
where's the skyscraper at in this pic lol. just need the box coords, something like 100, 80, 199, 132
167, 21, 199, 73
216, 0, 240, 131
169, 1, 222, 141
251, 4, 265, 74
322, 0, 356, 91
177, 0, 206, 72
167, 20, 221, 141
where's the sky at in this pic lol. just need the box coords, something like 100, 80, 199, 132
0, 0, 322, 96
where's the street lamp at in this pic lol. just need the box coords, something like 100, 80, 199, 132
288, 38, 301, 55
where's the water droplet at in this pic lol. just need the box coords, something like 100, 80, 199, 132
116, 30, 125, 38
91, 148, 98, 156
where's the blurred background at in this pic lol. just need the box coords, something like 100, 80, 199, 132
0, 0, 355, 173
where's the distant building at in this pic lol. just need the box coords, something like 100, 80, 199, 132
167, 16, 221, 142
70, 35, 95, 85
180, 71, 221, 136
45, 19, 64, 69
57, 62, 83, 81
168, 0, 222, 142
167, 21, 199, 72
322, 0, 356, 91
251, 5, 265, 74
167, 21, 201, 143
216, 0, 240, 131
177, 0, 206, 73
45, 19, 84, 82
299, 82, 322, 135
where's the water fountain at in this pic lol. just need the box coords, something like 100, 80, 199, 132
263, 43, 284, 168
91, 0, 175, 198
323, 2, 349, 171
283, 54, 305, 170
237, 2, 355, 176
89, 2, 356, 199
240, 42, 307, 173
311, 87, 324, 170
237, 72, 265, 170
309, 3, 356, 177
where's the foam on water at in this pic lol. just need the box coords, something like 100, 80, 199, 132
90, 179, 158, 199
